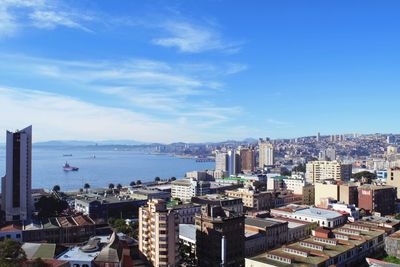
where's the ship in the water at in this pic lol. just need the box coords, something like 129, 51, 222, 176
63, 162, 79, 171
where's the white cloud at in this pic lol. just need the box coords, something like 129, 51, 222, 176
0, 87, 233, 143
152, 21, 241, 53
0, 0, 92, 37
29, 10, 93, 32
0, 54, 247, 140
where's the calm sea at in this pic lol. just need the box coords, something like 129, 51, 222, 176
0, 146, 214, 192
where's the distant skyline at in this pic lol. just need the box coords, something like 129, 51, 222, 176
1, 1, 400, 143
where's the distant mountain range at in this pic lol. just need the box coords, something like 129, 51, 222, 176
33, 140, 148, 147
31, 137, 259, 147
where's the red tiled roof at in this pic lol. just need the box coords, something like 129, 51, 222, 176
0, 224, 22, 232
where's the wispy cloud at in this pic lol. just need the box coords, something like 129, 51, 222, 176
152, 21, 241, 54
0, 54, 246, 137
266, 119, 293, 129
0, 0, 92, 37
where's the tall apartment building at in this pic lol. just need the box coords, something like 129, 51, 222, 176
339, 183, 359, 205
171, 178, 210, 202
239, 147, 256, 172
318, 148, 336, 161
227, 149, 240, 176
258, 141, 274, 168
2, 126, 32, 222
306, 160, 352, 183
388, 167, 400, 199
139, 199, 179, 267
195, 204, 245, 267
215, 151, 228, 172
358, 184, 396, 216
302, 184, 315, 205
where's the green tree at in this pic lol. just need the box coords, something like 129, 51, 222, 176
292, 164, 306, 173
352, 171, 376, 183
169, 177, 177, 181
155, 177, 161, 182
52, 185, 61, 193
83, 183, 90, 193
109, 183, 115, 190
35, 196, 69, 219
129, 181, 136, 186
0, 239, 26, 267
136, 180, 142, 185
117, 183, 123, 191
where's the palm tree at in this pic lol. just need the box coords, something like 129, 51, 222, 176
155, 176, 161, 182
170, 177, 176, 181
130, 181, 136, 187
84, 183, 90, 193
136, 180, 142, 185
109, 183, 115, 190
117, 183, 123, 191
53, 185, 61, 193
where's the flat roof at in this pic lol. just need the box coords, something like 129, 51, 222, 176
245, 217, 282, 229
22, 243, 56, 259
294, 207, 343, 220
179, 224, 196, 243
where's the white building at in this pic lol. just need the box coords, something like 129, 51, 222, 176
270, 204, 347, 228
171, 178, 210, 202
267, 175, 306, 194
259, 141, 274, 168
2, 126, 32, 222
328, 202, 359, 222
306, 160, 352, 183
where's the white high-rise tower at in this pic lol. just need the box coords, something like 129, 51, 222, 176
2, 126, 32, 222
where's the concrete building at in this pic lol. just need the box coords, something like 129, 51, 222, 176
74, 193, 147, 221
225, 186, 274, 211
318, 147, 336, 161
192, 194, 243, 214
215, 151, 228, 173
306, 160, 352, 183
139, 199, 179, 267
385, 230, 400, 259
179, 224, 196, 259
302, 184, 315, 205
2, 126, 32, 222
388, 167, 400, 199
227, 149, 240, 176
170, 203, 201, 224
339, 183, 359, 205
258, 141, 274, 168
267, 176, 306, 195
127, 188, 171, 201
266, 217, 317, 243
358, 184, 397, 216
314, 181, 340, 206
239, 147, 256, 172
246, 220, 390, 267
270, 204, 347, 228
245, 217, 288, 253
171, 178, 211, 202
195, 204, 245, 267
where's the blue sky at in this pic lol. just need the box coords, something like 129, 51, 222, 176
0, 0, 400, 143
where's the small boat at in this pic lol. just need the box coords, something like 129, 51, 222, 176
63, 154, 73, 157
63, 162, 79, 171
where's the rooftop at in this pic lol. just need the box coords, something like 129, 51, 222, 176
245, 217, 283, 229
179, 224, 196, 243
295, 207, 344, 219
22, 243, 56, 259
